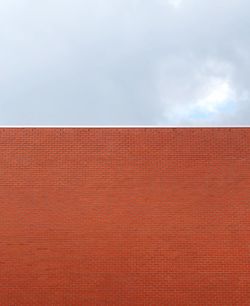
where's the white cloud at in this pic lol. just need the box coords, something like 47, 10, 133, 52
0, 0, 250, 125
158, 57, 243, 125
196, 78, 234, 113
167, 0, 183, 9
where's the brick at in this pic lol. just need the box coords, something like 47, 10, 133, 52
0, 128, 249, 305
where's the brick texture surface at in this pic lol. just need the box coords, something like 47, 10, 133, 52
0, 128, 250, 305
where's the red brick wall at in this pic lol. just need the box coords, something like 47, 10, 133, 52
0, 128, 249, 305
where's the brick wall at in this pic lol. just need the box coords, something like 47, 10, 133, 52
0, 128, 249, 305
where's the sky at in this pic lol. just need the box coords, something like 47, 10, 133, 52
0, 0, 250, 126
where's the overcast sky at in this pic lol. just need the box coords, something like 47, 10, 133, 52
0, 0, 250, 125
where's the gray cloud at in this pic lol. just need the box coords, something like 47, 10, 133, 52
0, 0, 250, 125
